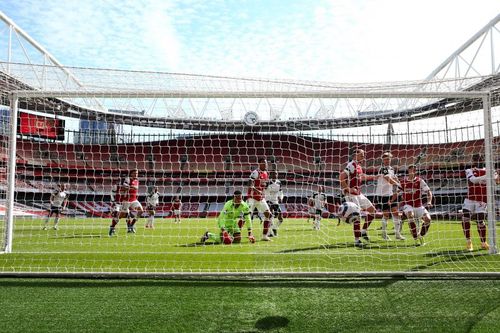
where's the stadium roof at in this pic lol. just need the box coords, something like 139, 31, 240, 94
0, 13, 499, 132
0, 67, 498, 131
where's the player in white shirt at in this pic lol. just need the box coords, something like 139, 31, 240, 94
43, 183, 68, 230
374, 152, 404, 240
306, 195, 315, 223
311, 186, 327, 230
145, 187, 160, 229
265, 171, 284, 237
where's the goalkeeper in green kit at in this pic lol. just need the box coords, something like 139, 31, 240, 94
200, 190, 256, 244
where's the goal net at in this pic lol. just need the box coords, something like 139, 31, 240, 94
0, 63, 499, 276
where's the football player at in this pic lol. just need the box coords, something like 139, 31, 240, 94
43, 183, 68, 230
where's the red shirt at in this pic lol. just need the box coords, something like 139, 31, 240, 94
400, 176, 429, 208
172, 200, 181, 210
128, 178, 139, 202
344, 160, 363, 195
247, 169, 269, 201
121, 177, 139, 202
467, 168, 487, 203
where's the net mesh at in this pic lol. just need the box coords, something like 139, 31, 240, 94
0, 63, 499, 275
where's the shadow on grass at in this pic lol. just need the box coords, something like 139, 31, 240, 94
277, 241, 417, 253
177, 242, 218, 247
425, 249, 487, 257
255, 316, 289, 331
50, 234, 103, 239
464, 299, 500, 333
408, 250, 488, 271
0, 277, 399, 290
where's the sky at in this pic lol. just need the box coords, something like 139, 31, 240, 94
1, 0, 499, 83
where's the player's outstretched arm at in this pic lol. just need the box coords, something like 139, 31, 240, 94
426, 190, 433, 208
339, 172, 350, 194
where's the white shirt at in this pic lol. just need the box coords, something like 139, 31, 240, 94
376, 165, 396, 196
147, 192, 160, 206
312, 192, 326, 210
265, 180, 284, 204
51, 190, 67, 208
111, 184, 118, 203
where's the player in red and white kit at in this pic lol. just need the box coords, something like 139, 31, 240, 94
339, 148, 378, 247
172, 196, 182, 223
462, 154, 499, 251
247, 158, 273, 241
121, 169, 143, 233
108, 179, 127, 236
398, 165, 433, 246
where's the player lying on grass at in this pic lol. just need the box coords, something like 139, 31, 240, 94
200, 190, 256, 244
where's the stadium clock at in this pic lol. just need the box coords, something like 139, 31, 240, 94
243, 111, 259, 126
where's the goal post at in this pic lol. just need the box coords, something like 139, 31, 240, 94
483, 93, 497, 254
1, 84, 499, 277
3, 92, 18, 253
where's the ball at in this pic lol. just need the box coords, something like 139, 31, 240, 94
337, 202, 361, 223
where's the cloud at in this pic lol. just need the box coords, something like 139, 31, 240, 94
1, 0, 499, 83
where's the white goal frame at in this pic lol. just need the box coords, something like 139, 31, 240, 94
2, 89, 497, 273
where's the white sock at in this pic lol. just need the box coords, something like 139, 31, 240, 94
381, 218, 387, 232
393, 217, 401, 235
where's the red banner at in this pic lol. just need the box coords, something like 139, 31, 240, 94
18, 112, 64, 140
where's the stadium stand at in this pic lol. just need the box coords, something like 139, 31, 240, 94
5, 131, 497, 219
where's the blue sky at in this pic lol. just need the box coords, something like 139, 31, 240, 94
1, 0, 499, 82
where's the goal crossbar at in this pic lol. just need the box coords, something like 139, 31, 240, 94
9, 90, 490, 99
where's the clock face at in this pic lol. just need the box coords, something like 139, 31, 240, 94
243, 111, 259, 126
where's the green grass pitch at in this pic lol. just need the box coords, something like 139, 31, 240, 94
1, 217, 499, 274
1, 217, 500, 332
0, 278, 499, 332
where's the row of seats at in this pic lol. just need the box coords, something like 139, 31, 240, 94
11, 134, 497, 173
66, 200, 333, 218
4, 178, 469, 197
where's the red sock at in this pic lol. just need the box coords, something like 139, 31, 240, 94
462, 219, 471, 239
353, 219, 361, 238
420, 222, 430, 237
263, 220, 270, 235
362, 214, 374, 230
477, 222, 487, 243
409, 220, 418, 239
